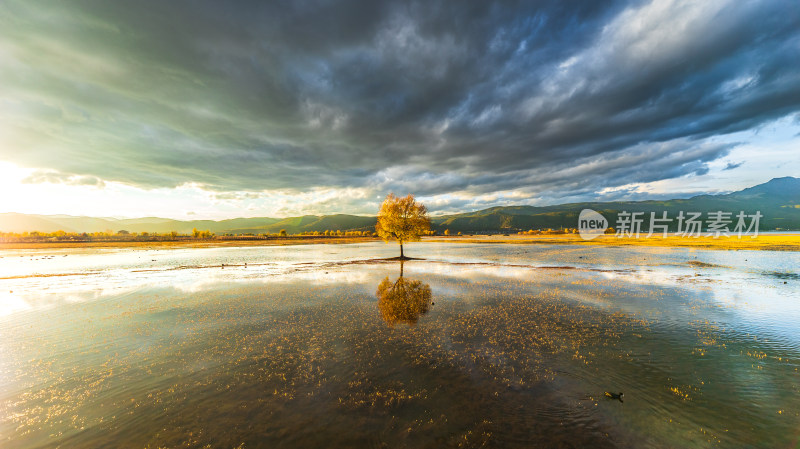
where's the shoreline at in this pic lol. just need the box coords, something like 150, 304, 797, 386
1, 233, 799, 251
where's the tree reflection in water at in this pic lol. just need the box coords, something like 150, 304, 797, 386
376, 262, 432, 326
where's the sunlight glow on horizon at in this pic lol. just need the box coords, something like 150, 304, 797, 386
1, 112, 798, 220
2, 111, 799, 221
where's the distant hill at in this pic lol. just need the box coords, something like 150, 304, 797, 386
431, 176, 800, 232
0, 214, 282, 235
224, 214, 377, 235
1, 177, 798, 234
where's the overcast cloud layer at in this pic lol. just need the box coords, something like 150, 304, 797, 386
1, 0, 799, 214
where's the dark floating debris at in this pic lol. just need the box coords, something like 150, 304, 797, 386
763, 271, 800, 281
688, 260, 721, 268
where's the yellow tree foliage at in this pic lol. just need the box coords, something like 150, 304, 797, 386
375, 193, 430, 258
376, 275, 432, 326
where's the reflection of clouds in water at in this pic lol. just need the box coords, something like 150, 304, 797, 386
3, 242, 798, 334
0, 285, 141, 318
166, 266, 371, 294
405, 262, 537, 281
0, 242, 393, 279
0, 291, 33, 317
600, 267, 800, 310
275, 268, 370, 285
596, 267, 800, 347
409, 258, 800, 348
0, 263, 371, 318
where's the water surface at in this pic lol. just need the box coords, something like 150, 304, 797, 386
1, 242, 798, 448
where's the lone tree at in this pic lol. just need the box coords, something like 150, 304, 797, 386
376, 193, 431, 259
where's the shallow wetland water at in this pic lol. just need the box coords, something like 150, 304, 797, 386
0, 242, 798, 448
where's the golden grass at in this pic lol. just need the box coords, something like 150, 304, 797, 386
425, 233, 800, 251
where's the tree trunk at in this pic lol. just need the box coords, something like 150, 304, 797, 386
400, 242, 404, 258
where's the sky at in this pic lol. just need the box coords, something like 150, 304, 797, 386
1, 0, 799, 219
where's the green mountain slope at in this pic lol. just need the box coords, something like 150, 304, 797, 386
225, 214, 376, 234
432, 177, 800, 232
1, 177, 797, 234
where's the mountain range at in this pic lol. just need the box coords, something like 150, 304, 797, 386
1, 177, 798, 235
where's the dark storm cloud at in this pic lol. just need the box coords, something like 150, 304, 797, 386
1, 0, 798, 206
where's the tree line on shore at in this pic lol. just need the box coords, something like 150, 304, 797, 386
516, 227, 616, 235
0, 225, 571, 243
1, 224, 598, 244
0, 227, 442, 243
0, 229, 214, 243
